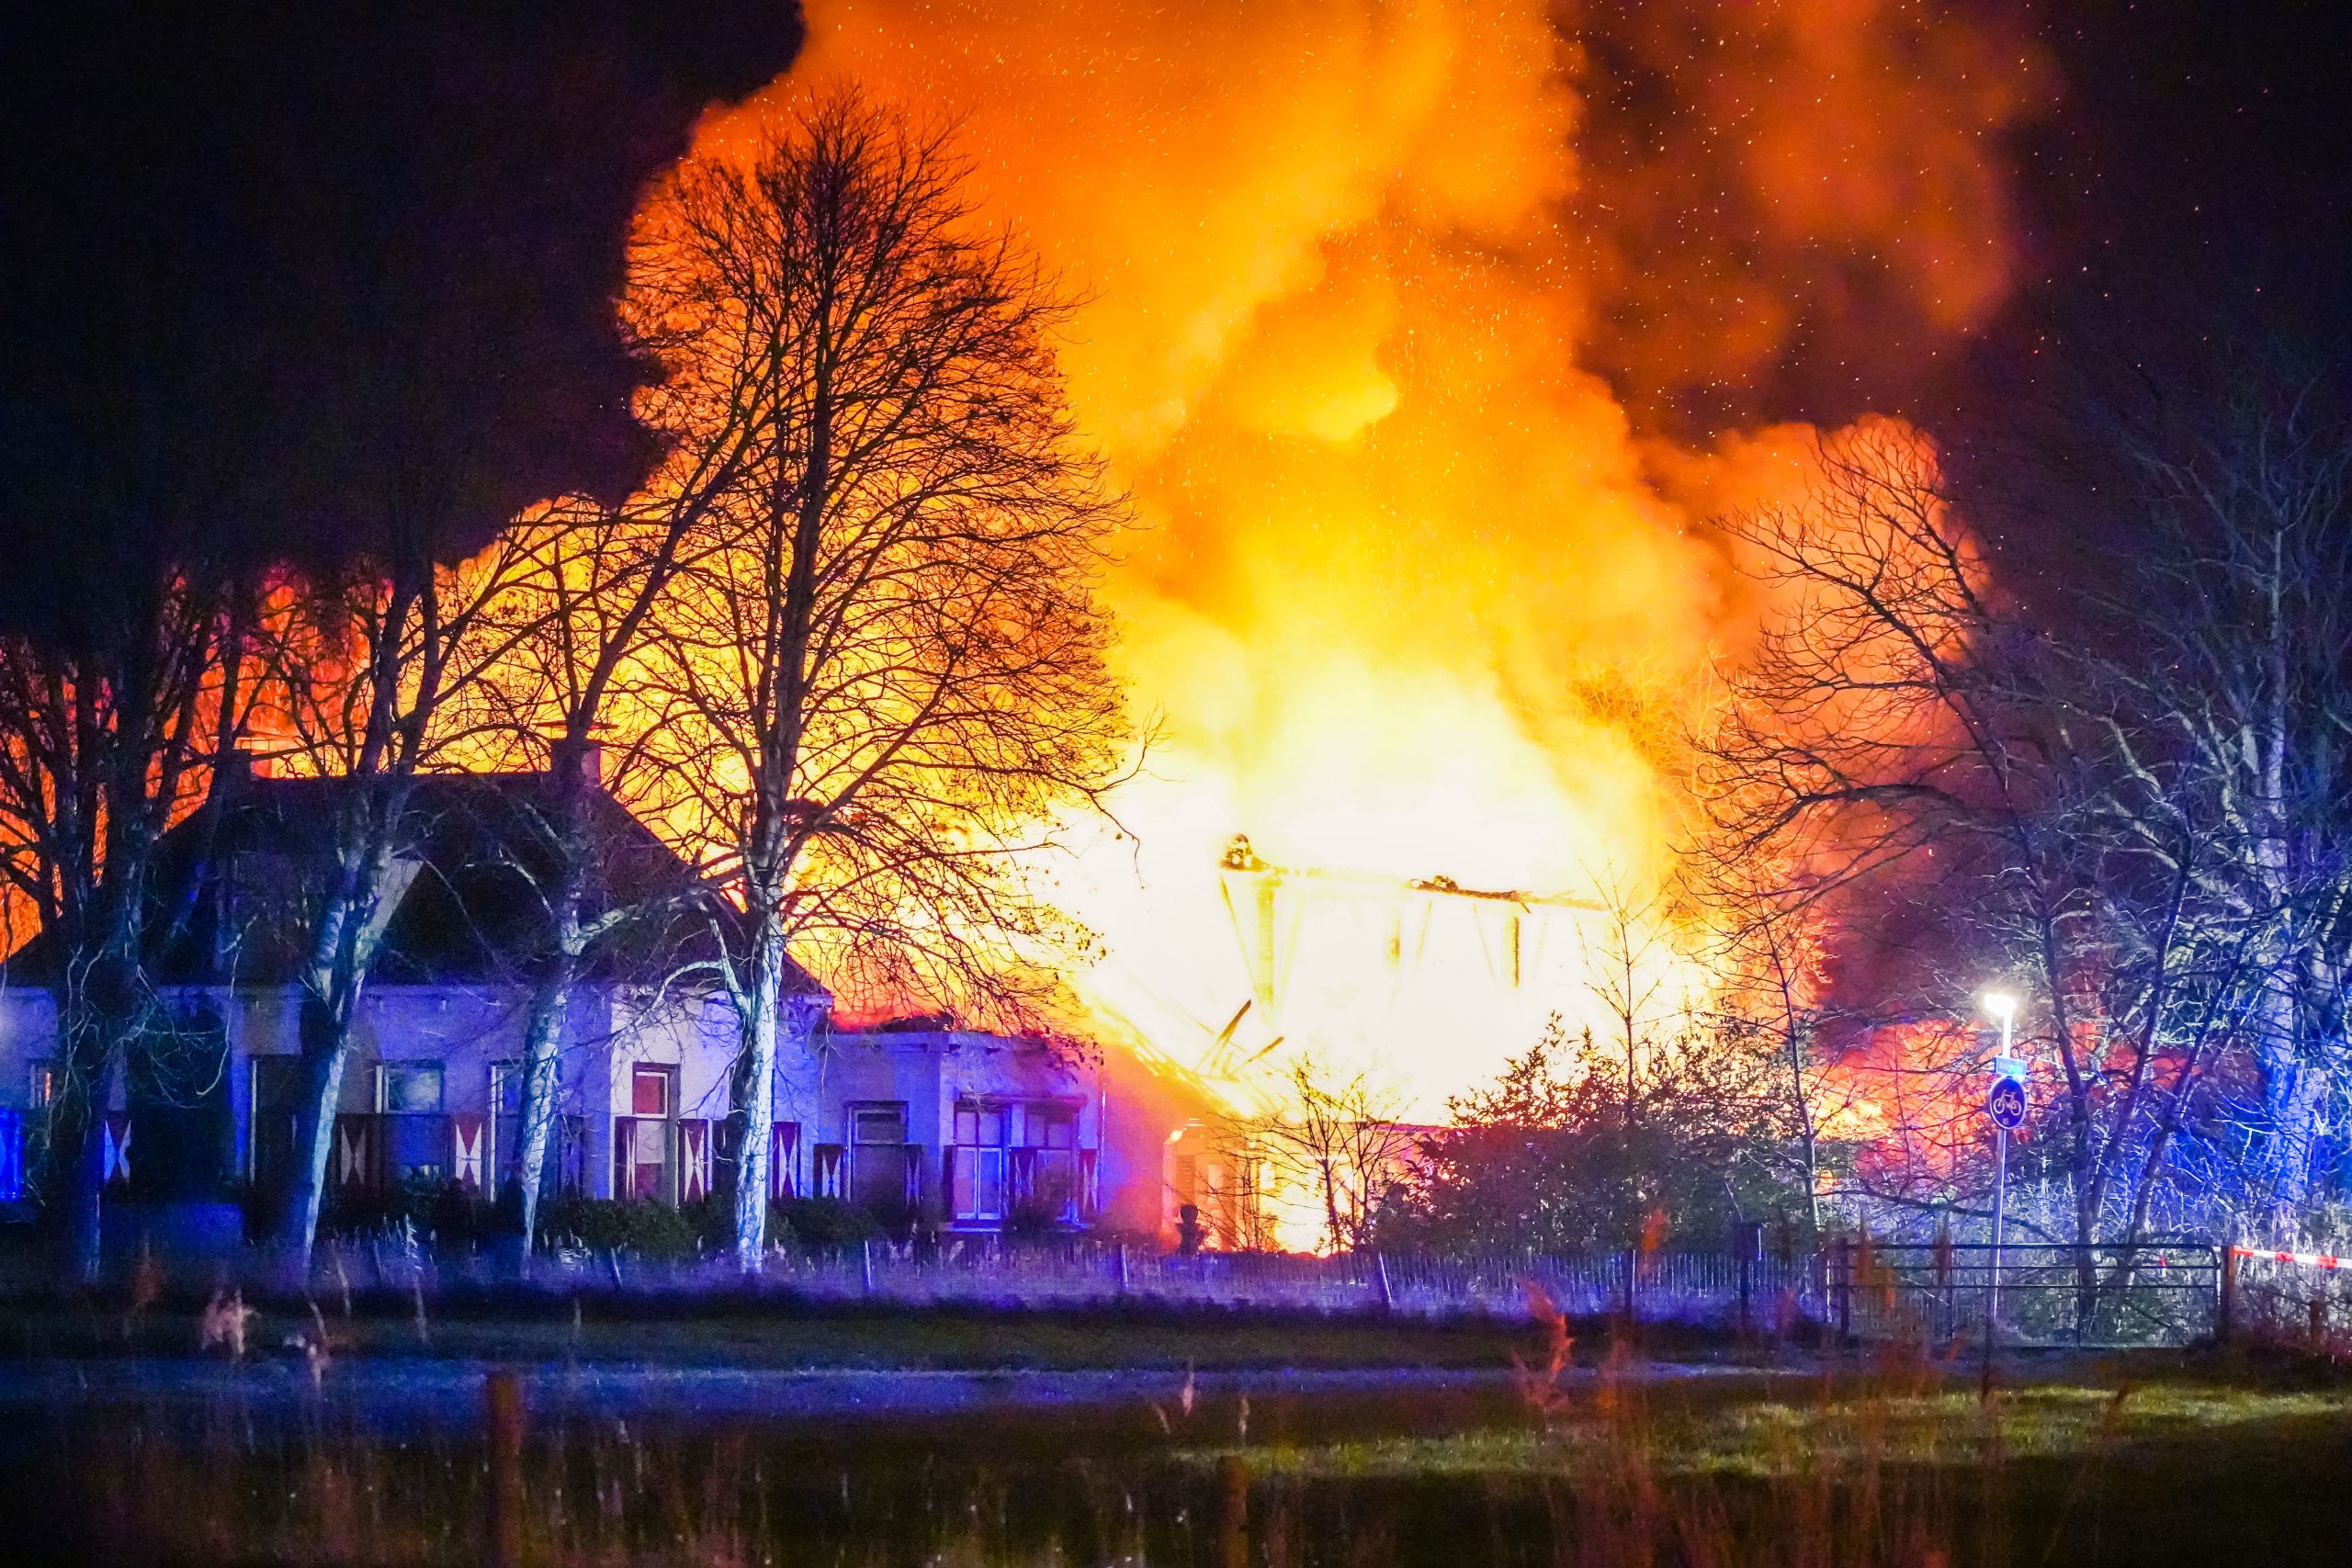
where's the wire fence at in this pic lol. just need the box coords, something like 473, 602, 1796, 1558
15, 1217, 2257, 1347
289, 1231, 1822, 1328
1828, 1238, 2222, 1348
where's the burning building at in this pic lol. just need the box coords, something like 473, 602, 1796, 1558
708, 1, 2039, 1121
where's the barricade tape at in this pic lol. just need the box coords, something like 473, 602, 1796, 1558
2232, 1246, 2347, 1271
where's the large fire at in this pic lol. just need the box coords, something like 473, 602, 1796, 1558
702, 1, 2038, 1119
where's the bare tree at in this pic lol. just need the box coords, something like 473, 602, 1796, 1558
1690, 412, 2347, 1328
618, 92, 1131, 1269
1251, 1058, 1418, 1255
1683, 847, 1841, 1230
1693, 426, 2159, 1312
452, 484, 736, 1253
0, 573, 249, 1276
260, 540, 536, 1269
1578, 866, 1682, 1127
2071, 374, 2352, 1213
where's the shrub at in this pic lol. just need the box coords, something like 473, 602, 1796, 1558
773, 1195, 882, 1252
321, 1176, 508, 1247
536, 1195, 703, 1260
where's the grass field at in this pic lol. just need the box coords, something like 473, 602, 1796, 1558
6, 1277, 2351, 1564
0, 1292, 1554, 1370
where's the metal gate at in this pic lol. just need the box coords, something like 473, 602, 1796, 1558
1827, 1237, 2222, 1348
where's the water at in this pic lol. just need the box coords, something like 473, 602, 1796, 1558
9, 1356, 2352, 1565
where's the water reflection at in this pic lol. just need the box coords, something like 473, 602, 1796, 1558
15, 1367, 2352, 1566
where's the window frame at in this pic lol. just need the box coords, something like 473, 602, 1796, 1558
848, 1100, 909, 1145
377, 1061, 446, 1115
629, 1063, 673, 1119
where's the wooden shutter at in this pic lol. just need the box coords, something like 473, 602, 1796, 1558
101, 1113, 133, 1189
332, 1114, 379, 1190
770, 1122, 799, 1201
611, 1117, 635, 1200
679, 1120, 711, 1201
557, 1115, 584, 1196
448, 1113, 487, 1191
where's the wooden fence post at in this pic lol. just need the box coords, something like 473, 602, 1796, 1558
485, 1370, 525, 1568
2216, 1244, 2237, 1346
1218, 1453, 1250, 1568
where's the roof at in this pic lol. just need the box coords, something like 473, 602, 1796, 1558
7, 770, 828, 998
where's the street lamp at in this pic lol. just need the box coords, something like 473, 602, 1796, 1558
1983, 990, 2017, 1055
1979, 989, 2025, 1394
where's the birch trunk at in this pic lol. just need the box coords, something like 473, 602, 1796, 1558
510, 928, 580, 1253
277, 837, 419, 1274
510, 761, 594, 1254
729, 905, 788, 1271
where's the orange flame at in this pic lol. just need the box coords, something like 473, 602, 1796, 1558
697, 2, 2038, 1118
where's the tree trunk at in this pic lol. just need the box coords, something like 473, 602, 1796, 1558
729, 906, 787, 1272
53, 942, 144, 1282
511, 765, 594, 1256
46, 1049, 107, 1283
276, 834, 418, 1274
510, 937, 580, 1256
280, 983, 358, 1278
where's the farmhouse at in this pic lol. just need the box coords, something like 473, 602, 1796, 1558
0, 756, 1171, 1245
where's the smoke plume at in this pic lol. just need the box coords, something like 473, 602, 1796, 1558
708, 0, 2040, 1110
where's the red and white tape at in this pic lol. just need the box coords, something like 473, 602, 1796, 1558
2232, 1245, 2348, 1271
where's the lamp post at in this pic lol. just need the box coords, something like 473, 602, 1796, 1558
1980, 991, 2023, 1396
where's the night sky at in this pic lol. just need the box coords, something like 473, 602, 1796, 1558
1988, 2, 2352, 380
0, 1, 804, 633
0, 1, 2342, 630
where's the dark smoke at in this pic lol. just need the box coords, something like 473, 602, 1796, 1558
0, 1, 803, 635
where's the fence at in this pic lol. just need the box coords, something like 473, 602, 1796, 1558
294, 1232, 1821, 1328
2221, 1246, 2352, 1354
1827, 1237, 2222, 1348
23, 1217, 2248, 1346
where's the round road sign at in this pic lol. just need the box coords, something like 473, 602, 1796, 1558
1986, 1075, 2027, 1131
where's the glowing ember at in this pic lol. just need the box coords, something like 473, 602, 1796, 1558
700, 2, 2036, 1118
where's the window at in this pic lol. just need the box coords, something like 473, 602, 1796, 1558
492, 1061, 524, 1115
953, 1100, 1004, 1148
379, 1063, 444, 1114
619, 1116, 670, 1201
949, 1098, 1006, 1224
1023, 1102, 1076, 1149
851, 1103, 906, 1145
616, 1067, 675, 1202
377, 1062, 445, 1183
251, 1055, 304, 1188
28, 1059, 58, 1109
847, 1101, 910, 1214
491, 1061, 561, 1187
1018, 1102, 1080, 1224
